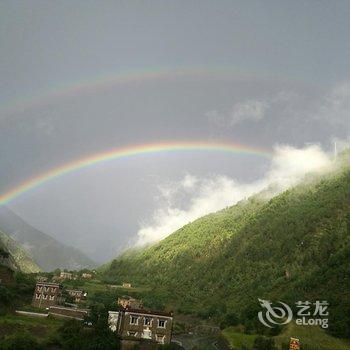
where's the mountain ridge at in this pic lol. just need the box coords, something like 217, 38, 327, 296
0, 207, 96, 271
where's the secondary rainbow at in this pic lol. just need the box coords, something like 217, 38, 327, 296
0, 141, 272, 205
2, 67, 234, 115
1, 65, 309, 116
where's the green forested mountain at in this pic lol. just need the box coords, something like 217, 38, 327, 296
0, 207, 96, 271
105, 153, 350, 338
0, 230, 41, 273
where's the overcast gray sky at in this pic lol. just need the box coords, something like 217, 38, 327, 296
1, 1, 350, 262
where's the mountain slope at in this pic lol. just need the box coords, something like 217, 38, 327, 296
0, 230, 40, 273
105, 153, 350, 338
0, 207, 96, 271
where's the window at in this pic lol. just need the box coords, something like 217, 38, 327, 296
130, 315, 139, 325
37, 286, 42, 292
49, 295, 55, 301
43, 294, 48, 300
144, 317, 151, 326
35, 293, 40, 299
127, 331, 137, 337
51, 287, 56, 293
158, 319, 166, 328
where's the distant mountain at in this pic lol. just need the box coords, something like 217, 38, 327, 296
0, 207, 96, 271
0, 229, 40, 273
105, 151, 350, 338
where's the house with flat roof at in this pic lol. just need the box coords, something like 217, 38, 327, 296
60, 271, 73, 280
66, 289, 87, 303
108, 308, 173, 347
32, 282, 63, 309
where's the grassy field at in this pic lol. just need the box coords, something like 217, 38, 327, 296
61, 279, 150, 296
0, 314, 63, 341
222, 327, 256, 349
222, 323, 350, 350
274, 323, 350, 350
81, 280, 109, 295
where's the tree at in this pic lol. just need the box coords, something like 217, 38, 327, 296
57, 318, 119, 350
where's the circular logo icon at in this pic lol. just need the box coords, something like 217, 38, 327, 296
258, 298, 293, 328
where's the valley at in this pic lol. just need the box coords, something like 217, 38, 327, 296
0, 152, 350, 349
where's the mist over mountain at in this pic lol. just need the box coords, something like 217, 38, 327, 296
104, 150, 350, 338
0, 207, 96, 271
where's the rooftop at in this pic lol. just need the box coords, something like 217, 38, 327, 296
36, 281, 62, 287
124, 308, 173, 318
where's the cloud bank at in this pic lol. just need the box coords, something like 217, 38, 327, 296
136, 144, 332, 245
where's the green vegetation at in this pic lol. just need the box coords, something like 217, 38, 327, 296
275, 323, 350, 350
0, 314, 63, 343
0, 332, 42, 350
222, 327, 257, 349
223, 323, 350, 350
0, 230, 40, 273
0, 268, 36, 315
0, 315, 118, 350
53, 318, 119, 350
104, 152, 350, 339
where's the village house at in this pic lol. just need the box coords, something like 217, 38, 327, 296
118, 296, 143, 309
32, 282, 63, 309
36, 276, 48, 282
108, 308, 173, 347
122, 282, 132, 288
82, 272, 93, 279
66, 289, 87, 303
60, 271, 73, 280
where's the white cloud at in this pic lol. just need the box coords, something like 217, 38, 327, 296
230, 99, 268, 125
136, 144, 333, 246
206, 99, 268, 127
266, 144, 332, 189
137, 82, 350, 246
181, 174, 198, 189
206, 82, 350, 132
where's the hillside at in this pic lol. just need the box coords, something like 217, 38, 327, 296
0, 207, 96, 271
223, 323, 350, 350
0, 230, 40, 273
104, 152, 350, 338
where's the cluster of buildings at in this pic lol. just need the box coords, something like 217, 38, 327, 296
31, 281, 174, 348
32, 281, 88, 319
51, 271, 93, 282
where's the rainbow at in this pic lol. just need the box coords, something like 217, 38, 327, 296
1, 67, 231, 115
1, 66, 306, 116
0, 141, 272, 205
